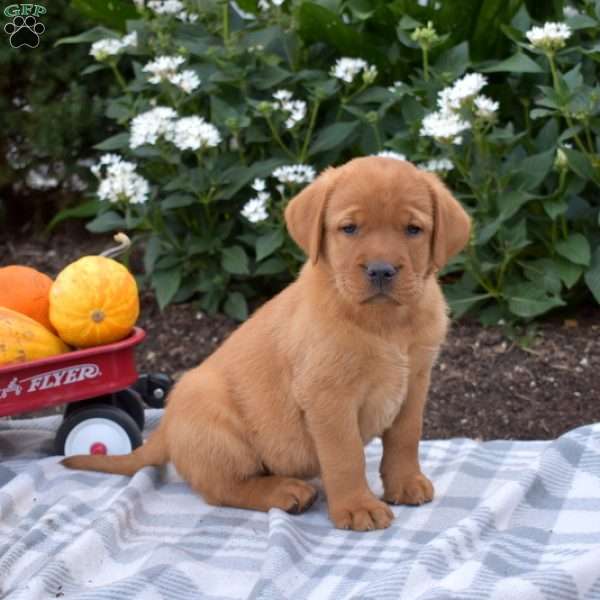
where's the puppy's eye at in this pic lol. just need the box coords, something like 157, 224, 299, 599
406, 224, 422, 237
341, 224, 358, 235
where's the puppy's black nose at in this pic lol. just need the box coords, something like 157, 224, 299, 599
365, 262, 397, 288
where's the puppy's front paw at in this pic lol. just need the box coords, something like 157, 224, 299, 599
383, 473, 434, 506
329, 495, 394, 531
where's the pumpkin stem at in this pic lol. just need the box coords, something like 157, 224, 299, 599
101, 232, 132, 259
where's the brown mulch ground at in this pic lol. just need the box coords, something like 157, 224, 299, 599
2, 221, 600, 440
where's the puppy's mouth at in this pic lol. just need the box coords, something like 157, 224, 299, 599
360, 293, 401, 305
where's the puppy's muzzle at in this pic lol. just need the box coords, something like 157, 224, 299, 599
365, 262, 397, 291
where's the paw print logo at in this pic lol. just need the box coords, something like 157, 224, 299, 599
4, 15, 45, 48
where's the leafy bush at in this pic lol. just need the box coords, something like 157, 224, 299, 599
0, 1, 114, 228
62, 0, 600, 323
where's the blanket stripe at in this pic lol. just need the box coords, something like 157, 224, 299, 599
1, 412, 599, 599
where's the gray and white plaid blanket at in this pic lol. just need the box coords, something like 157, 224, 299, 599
1, 411, 599, 599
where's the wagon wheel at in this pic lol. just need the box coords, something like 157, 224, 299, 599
55, 405, 142, 457
64, 388, 145, 430
132, 373, 173, 409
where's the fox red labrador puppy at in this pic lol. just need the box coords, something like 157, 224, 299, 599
63, 156, 471, 531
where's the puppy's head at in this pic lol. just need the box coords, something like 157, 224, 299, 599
285, 157, 471, 306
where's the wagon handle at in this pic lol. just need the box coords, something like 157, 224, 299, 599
101, 232, 132, 259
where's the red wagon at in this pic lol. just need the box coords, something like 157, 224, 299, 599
0, 327, 171, 456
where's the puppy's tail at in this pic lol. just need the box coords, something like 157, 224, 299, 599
61, 424, 168, 477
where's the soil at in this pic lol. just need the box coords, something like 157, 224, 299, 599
2, 220, 599, 441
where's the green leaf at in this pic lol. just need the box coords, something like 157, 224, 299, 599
94, 133, 130, 151
555, 233, 591, 266
512, 149, 555, 191
554, 257, 583, 289
221, 246, 250, 275
255, 256, 288, 275
520, 258, 562, 294
444, 286, 492, 318
71, 0, 137, 31
224, 291, 248, 321
255, 230, 284, 262
433, 42, 470, 77
505, 282, 565, 318
47, 200, 102, 231
480, 52, 543, 73
161, 194, 197, 209
564, 148, 598, 182
55, 26, 118, 45
153, 267, 182, 310
584, 248, 600, 303
86, 211, 125, 233
144, 236, 161, 275
309, 121, 359, 155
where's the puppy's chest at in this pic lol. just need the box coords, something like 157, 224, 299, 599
358, 349, 410, 441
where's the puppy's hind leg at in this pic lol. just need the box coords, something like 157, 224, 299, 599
168, 375, 318, 514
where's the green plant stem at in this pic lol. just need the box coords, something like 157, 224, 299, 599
109, 62, 129, 95
300, 100, 320, 162
222, 1, 229, 46
422, 46, 429, 82
372, 122, 383, 152
547, 52, 590, 157
265, 116, 296, 159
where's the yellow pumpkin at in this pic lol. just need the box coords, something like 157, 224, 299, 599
49, 255, 140, 348
0, 307, 69, 366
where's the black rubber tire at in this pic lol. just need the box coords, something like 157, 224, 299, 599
113, 388, 145, 430
132, 373, 173, 408
54, 405, 143, 456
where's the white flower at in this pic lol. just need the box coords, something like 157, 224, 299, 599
90, 38, 125, 60
271, 90, 307, 129
420, 158, 454, 173
93, 155, 150, 205
563, 6, 579, 18
166, 116, 221, 151
438, 73, 488, 112
241, 193, 269, 223
147, 0, 196, 21
388, 81, 405, 93
420, 111, 470, 144
474, 95, 499, 120
121, 32, 138, 48
526, 22, 572, 51
273, 89, 293, 103
90, 32, 138, 61
169, 70, 201, 93
273, 164, 316, 185
377, 151, 407, 161
143, 55, 185, 83
258, 0, 284, 10
129, 106, 177, 148
331, 57, 370, 84
251, 178, 266, 192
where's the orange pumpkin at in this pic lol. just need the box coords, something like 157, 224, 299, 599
0, 265, 56, 332
0, 307, 69, 366
49, 254, 139, 349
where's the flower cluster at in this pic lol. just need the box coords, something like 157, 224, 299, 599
526, 22, 572, 52
91, 154, 150, 205
377, 151, 407, 161
421, 72, 499, 144
147, 0, 198, 22
129, 107, 221, 151
273, 164, 316, 185
258, 0, 284, 10
143, 56, 200, 94
90, 32, 137, 61
420, 158, 453, 173
272, 90, 306, 129
331, 57, 377, 84
241, 179, 270, 223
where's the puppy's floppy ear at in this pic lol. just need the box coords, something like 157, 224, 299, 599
423, 171, 471, 271
284, 167, 337, 264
